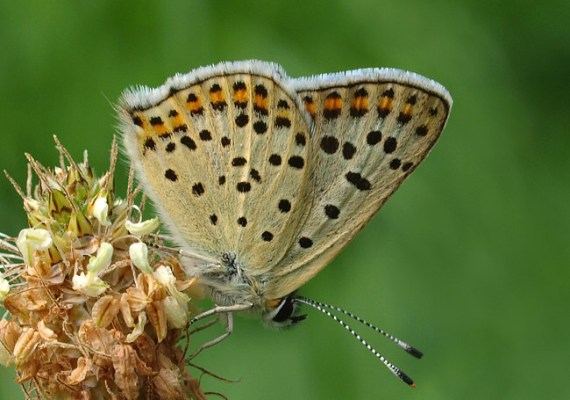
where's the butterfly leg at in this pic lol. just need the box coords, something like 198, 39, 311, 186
188, 303, 253, 359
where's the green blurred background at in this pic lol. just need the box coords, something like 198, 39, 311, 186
1, 0, 568, 399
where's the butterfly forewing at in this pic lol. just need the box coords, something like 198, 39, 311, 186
263, 71, 451, 299
120, 64, 314, 276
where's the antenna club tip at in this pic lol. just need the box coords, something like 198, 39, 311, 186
399, 371, 416, 387
408, 347, 424, 359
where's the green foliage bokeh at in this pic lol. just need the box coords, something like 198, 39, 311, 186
0, 1, 568, 399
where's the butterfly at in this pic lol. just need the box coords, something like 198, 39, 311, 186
118, 60, 451, 385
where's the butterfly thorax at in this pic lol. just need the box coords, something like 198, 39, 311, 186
198, 252, 264, 307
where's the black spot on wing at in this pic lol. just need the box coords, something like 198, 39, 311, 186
384, 137, 397, 154
299, 237, 313, 248
181, 136, 197, 150
324, 204, 340, 219
288, 156, 304, 169
144, 138, 156, 151
237, 182, 251, 193
192, 183, 205, 196
320, 136, 339, 154
366, 131, 382, 146
269, 154, 282, 166
165, 169, 177, 182
254, 121, 268, 134
278, 199, 291, 213
345, 172, 371, 191
262, 231, 274, 241
342, 142, 356, 160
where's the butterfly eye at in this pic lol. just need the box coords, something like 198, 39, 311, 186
264, 295, 307, 328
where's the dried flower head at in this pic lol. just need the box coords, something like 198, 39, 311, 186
0, 137, 209, 399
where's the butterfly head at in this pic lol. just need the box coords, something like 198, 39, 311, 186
191, 255, 306, 328
202, 273, 307, 328
262, 294, 307, 328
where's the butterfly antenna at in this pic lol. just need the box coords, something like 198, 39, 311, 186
296, 295, 422, 359
294, 296, 418, 387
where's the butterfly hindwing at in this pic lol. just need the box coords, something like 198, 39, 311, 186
263, 70, 451, 299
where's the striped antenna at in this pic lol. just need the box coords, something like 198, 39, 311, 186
293, 295, 421, 387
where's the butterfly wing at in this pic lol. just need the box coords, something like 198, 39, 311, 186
263, 69, 452, 300
119, 61, 314, 279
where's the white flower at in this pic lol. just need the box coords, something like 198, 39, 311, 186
162, 296, 187, 329
125, 217, 159, 236
0, 277, 10, 302
154, 266, 190, 307
16, 228, 52, 266
87, 242, 113, 274
92, 197, 111, 226
125, 312, 148, 343
72, 272, 109, 297
129, 242, 153, 274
